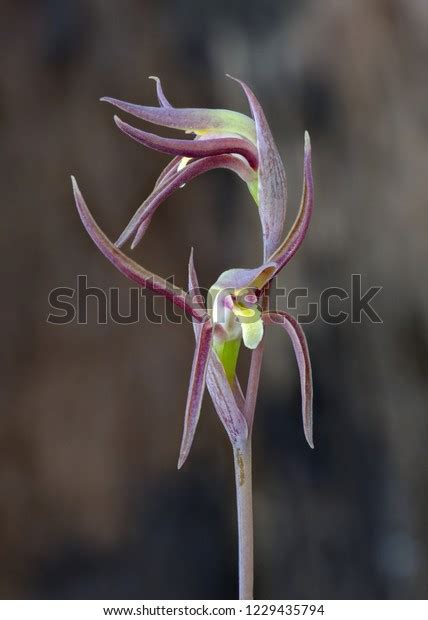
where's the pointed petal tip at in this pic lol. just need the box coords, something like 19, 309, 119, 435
306, 431, 314, 449
71, 175, 80, 197
130, 235, 140, 250
177, 454, 186, 470
304, 130, 311, 150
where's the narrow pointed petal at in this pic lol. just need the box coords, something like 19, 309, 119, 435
114, 115, 258, 169
269, 132, 314, 270
154, 156, 182, 189
228, 76, 287, 259
71, 177, 206, 323
115, 158, 181, 249
148, 76, 172, 108
188, 250, 247, 441
206, 352, 248, 445
263, 311, 313, 448
101, 97, 256, 142
178, 320, 213, 469
118, 154, 257, 250
188, 247, 206, 311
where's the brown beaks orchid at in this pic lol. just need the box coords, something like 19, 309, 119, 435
71, 76, 315, 599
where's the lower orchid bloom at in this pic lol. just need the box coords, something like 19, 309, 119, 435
71, 76, 314, 600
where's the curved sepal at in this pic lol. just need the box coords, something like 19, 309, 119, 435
228, 76, 287, 260
178, 319, 213, 469
115, 154, 257, 250
101, 97, 256, 142
114, 115, 258, 169
269, 132, 314, 270
71, 177, 206, 323
148, 76, 173, 108
263, 311, 313, 448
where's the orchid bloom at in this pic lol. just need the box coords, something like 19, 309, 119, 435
71, 76, 314, 599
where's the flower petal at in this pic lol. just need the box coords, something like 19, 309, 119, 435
269, 132, 314, 270
228, 76, 287, 259
263, 311, 313, 448
116, 154, 257, 250
101, 97, 256, 142
178, 319, 213, 469
154, 156, 182, 189
206, 351, 248, 445
213, 263, 276, 292
71, 176, 206, 323
114, 115, 258, 169
148, 76, 172, 108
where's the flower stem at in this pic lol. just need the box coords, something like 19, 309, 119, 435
234, 438, 254, 600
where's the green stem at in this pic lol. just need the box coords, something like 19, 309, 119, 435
234, 438, 254, 600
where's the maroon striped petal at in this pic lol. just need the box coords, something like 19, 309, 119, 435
263, 311, 313, 448
188, 251, 248, 446
228, 76, 287, 260
269, 132, 313, 270
71, 176, 206, 323
178, 319, 213, 469
148, 76, 172, 108
114, 115, 258, 169
116, 154, 257, 250
101, 97, 256, 142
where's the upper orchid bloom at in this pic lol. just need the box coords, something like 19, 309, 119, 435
100, 76, 286, 259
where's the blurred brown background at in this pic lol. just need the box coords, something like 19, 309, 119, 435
1, 0, 427, 600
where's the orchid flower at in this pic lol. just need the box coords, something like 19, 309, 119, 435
71, 76, 314, 600
101, 75, 284, 259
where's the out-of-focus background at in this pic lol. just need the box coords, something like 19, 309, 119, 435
1, 0, 427, 600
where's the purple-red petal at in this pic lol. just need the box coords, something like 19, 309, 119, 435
228, 76, 287, 260
269, 132, 314, 271
114, 115, 258, 169
263, 311, 313, 448
71, 176, 206, 323
178, 320, 213, 469
116, 154, 256, 250
101, 97, 256, 141
148, 76, 172, 108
